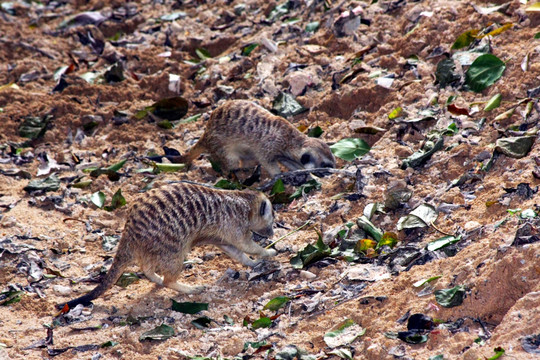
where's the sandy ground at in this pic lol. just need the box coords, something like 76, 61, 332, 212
1, 0, 539, 359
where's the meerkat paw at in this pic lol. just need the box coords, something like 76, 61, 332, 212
188, 285, 207, 294
165, 280, 206, 294
263, 248, 277, 258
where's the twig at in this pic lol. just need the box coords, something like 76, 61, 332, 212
430, 221, 455, 237
0, 38, 57, 60
304, 292, 364, 320
257, 168, 355, 192
265, 220, 312, 249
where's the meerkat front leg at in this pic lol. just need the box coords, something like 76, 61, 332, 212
218, 244, 265, 267
232, 237, 277, 258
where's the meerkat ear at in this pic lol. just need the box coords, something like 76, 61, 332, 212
259, 199, 267, 217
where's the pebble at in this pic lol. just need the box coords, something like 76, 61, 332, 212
53, 285, 72, 296
299, 270, 317, 280
464, 221, 481, 231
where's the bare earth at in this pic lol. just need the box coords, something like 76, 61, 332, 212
0, 0, 539, 359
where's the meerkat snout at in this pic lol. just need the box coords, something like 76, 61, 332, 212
298, 137, 336, 170
59, 183, 277, 309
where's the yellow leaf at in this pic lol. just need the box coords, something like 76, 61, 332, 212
482, 23, 513, 38
355, 239, 377, 252
525, 2, 540, 12
297, 124, 308, 132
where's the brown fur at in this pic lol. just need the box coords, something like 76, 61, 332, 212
60, 182, 275, 308
179, 100, 336, 176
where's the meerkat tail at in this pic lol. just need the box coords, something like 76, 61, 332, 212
59, 247, 132, 309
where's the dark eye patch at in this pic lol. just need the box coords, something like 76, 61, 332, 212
259, 200, 267, 216
300, 153, 312, 165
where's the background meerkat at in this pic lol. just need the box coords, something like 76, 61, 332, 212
178, 100, 336, 176
60, 182, 276, 309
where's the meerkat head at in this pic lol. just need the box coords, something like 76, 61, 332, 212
296, 137, 336, 170
248, 193, 274, 238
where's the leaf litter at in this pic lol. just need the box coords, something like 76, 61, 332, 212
0, 0, 539, 359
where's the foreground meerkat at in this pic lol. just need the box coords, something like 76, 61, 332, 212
60, 182, 276, 309
179, 100, 336, 176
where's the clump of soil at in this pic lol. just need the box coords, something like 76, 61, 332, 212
1, 0, 539, 359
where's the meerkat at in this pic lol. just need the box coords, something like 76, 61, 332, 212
60, 182, 276, 309
178, 100, 336, 176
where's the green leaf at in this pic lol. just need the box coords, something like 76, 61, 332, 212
23, 175, 60, 193
535, 32, 540, 39
104, 189, 126, 211
305, 21, 320, 32
178, 113, 202, 124
80, 72, 100, 84
272, 92, 307, 117
388, 106, 403, 120
434, 285, 466, 308
268, 2, 289, 20
398, 331, 429, 344
465, 54, 506, 92
356, 216, 383, 242
139, 324, 175, 341
223, 315, 234, 325
270, 179, 285, 195
324, 319, 366, 348
397, 204, 439, 230
307, 126, 323, 138
154, 163, 186, 173
195, 48, 211, 60
252, 317, 272, 329
451, 29, 479, 50
151, 97, 189, 121
435, 59, 460, 88
214, 179, 243, 190
290, 179, 321, 199
115, 272, 139, 288
427, 235, 461, 251
18, 115, 53, 139
495, 136, 535, 158
191, 316, 212, 329
171, 300, 208, 314
91, 191, 106, 208
263, 296, 290, 311
487, 347, 505, 360
242, 43, 259, 56
428, 355, 444, 360
290, 232, 331, 269
330, 138, 371, 161
329, 348, 353, 359
107, 159, 127, 172
401, 132, 444, 169
484, 94, 502, 111
244, 341, 267, 350
413, 275, 442, 288
101, 341, 118, 348
0, 289, 24, 306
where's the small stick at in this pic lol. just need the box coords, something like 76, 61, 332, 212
265, 220, 312, 249
430, 221, 455, 237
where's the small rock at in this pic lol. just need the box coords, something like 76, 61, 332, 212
53, 285, 72, 296
464, 221, 481, 231
299, 270, 316, 280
